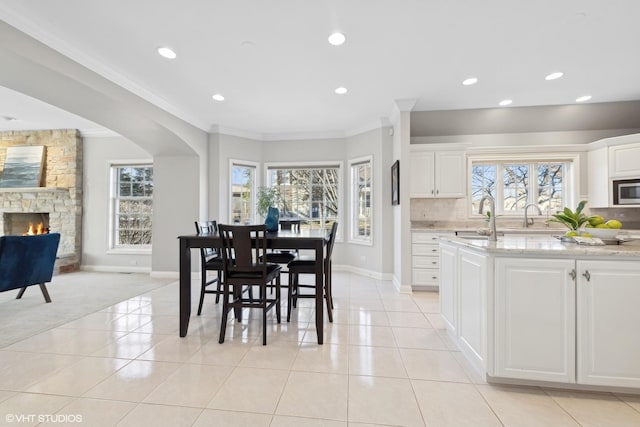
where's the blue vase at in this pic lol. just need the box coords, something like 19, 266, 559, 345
265, 207, 279, 232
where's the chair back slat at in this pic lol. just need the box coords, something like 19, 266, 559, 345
218, 224, 268, 275
194, 220, 218, 259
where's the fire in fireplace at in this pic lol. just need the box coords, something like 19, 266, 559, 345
3, 212, 50, 236
25, 222, 48, 235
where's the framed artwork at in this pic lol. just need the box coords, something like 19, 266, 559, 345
0, 146, 45, 188
391, 160, 400, 205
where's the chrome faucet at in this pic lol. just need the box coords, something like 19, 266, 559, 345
523, 203, 542, 228
479, 196, 497, 241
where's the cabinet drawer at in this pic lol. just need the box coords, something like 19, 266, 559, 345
413, 269, 440, 285
413, 256, 440, 269
413, 233, 450, 244
412, 244, 440, 256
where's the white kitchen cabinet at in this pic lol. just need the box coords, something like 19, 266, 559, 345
587, 146, 610, 208
439, 242, 458, 332
411, 231, 454, 290
494, 257, 576, 383
609, 142, 640, 178
457, 248, 488, 368
576, 260, 640, 388
409, 150, 465, 198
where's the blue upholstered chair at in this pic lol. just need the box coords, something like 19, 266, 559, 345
0, 233, 60, 303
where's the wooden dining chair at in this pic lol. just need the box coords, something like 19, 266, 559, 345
286, 222, 338, 322
194, 220, 223, 315
218, 224, 282, 345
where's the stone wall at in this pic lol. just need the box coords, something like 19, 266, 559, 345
0, 130, 83, 272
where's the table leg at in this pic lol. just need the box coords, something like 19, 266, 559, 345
315, 240, 324, 344
179, 238, 191, 337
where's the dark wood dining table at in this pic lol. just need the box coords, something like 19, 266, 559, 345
178, 228, 327, 344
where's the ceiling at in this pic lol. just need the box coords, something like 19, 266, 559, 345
1, 0, 640, 139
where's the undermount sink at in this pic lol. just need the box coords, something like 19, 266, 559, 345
456, 235, 490, 240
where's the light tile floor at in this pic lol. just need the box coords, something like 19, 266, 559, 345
1, 272, 640, 426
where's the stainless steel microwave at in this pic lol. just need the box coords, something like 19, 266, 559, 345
613, 178, 640, 205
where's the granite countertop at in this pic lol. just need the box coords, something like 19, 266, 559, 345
440, 235, 640, 257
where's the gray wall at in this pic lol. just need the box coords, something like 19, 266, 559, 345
82, 136, 153, 271
344, 127, 394, 274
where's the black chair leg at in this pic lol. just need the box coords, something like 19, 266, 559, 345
197, 275, 206, 316
287, 272, 294, 322
39, 284, 52, 303
16, 287, 27, 300
219, 286, 230, 344
215, 271, 222, 303
275, 275, 281, 324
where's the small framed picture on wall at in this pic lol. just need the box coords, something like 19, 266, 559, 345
391, 160, 400, 205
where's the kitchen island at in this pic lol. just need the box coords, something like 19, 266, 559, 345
439, 235, 640, 393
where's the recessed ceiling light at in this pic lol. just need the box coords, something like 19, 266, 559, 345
328, 32, 346, 46
157, 47, 177, 59
1, 116, 17, 121
335, 87, 348, 95
576, 95, 592, 103
212, 94, 225, 102
462, 77, 478, 86
499, 99, 513, 106
545, 72, 564, 80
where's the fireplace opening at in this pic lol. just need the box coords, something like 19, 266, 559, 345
3, 212, 50, 236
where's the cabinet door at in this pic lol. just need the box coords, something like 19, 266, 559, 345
409, 152, 435, 197
435, 151, 466, 198
577, 260, 640, 388
439, 242, 458, 332
457, 248, 488, 369
587, 146, 610, 208
609, 142, 640, 178
494, 258, 575, 383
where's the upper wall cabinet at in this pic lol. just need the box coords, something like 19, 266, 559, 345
609, 142, 640, 178
409, 149, 466, 198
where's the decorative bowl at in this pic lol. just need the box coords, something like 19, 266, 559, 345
587, 228, 620, 239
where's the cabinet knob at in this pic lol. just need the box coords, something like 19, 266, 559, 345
432, 261, 437, 265
431, 189, 434, 195
431, 249, 438, 252
582, 270, 591, 282
436, 189, 439, 195
569, 269, 576, 280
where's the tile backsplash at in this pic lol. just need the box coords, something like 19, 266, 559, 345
410, 198, 640, 230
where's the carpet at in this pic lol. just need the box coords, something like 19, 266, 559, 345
0, 271, 175, 348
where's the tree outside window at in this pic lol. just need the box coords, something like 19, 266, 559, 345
267, 165, 340, 232
112, 165, 153, 247
350, 157, 372, 244
230, 162, 256, 224
471, 160, 569, 215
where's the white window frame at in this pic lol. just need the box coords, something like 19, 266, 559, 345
467, 153, 580, 218
349, 155, 373, 246
108, 159, 153, 254
264, 161, 343, 241
229, 159, 259, 225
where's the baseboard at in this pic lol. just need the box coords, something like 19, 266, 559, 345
80, 265, 151, 274
392, 274, 413, 294
333, 264, 392, 281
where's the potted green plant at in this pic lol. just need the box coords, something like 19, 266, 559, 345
547, 200, 593, 235
257, 187, 281, 231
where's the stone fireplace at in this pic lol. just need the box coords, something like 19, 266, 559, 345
0, 130, 82, 272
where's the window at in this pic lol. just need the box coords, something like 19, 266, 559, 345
350, 156, 372, 244
470, 158, 574, 216
266, 162, 341, 234
230, 160, 257, 224
111, 164, 153, 249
